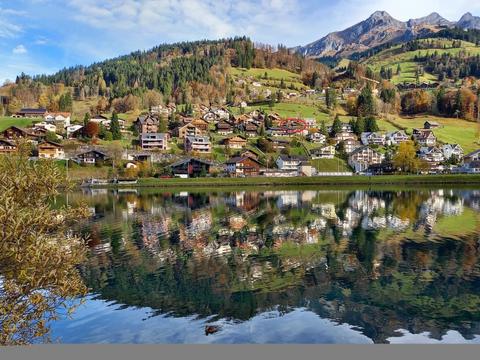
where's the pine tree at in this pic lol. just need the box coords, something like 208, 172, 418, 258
331, 115, 342, 137
110, 112, 122, 140
83, 113, 90, 128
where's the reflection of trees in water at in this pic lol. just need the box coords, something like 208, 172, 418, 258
74, 188, 480, 343
0, 148, 88, 345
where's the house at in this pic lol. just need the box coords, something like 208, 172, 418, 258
140, 133, 169, 150
311, 146, 336, 160
267, 138, 289, 150
386, 130, 409, 146
169, 158, 211, 178
442, 144, 464, 161
134, 115, 159, 134
419, 147, 444, 163
413, 129, 436, 146
243, 122, 259, 137
101, 119, 126, 130
348, 146, 384, 173
0, 139, 17, 154
342, 139, 362, 154
298, 162, 315, 177
304, 118, 317, 129
184, 136, 211, 153
224, 135, 247, 149
14, 108, 47, 118
33, 122, 57, 133
176, 123, 204, 139
464, 149, 480, 163
361, 132, 386, 146
328, 123, 353, 134
216, 121, 234, 135
240, 149, 260, 160
225, 156, 262, 177
38, 141, 65, 160
1, 126, 43, 141
461, 161, 480, 174
74, 150, 109, 165
89, 115, 109, 123
424, 121, 440, 129
276, 155, 308, 171
307, 132, 326, 144
44, 112, 71, 127
191, 119, 209, 131
66, 125, 84, 139
335, 131, 357, 144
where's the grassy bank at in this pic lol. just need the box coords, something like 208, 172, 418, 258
88, 174, 480, 189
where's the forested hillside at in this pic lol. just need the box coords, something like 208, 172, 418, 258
2, 37, 330, 116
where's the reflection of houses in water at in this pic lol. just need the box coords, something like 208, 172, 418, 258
136, 215, 172, 253
349, 191, 386, 215
229, 215, 247, 231
277, 192, 299, 208
225, 192, 261, 212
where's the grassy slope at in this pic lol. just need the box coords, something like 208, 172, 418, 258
0, 117, 39, 131
312, 158, 351, 172
387, 115, 480, 153
364, 39, 480, 84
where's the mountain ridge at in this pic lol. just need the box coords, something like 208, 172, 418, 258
297, 11, 480, 58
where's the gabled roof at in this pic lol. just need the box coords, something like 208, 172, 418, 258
225, 156, 261, 165
169, 157, 212, 168
0, 139, 16, 146
466, 149, 480, 156
76, 149, 109, 158
39, 140, 63, 148
18, 108, 47, 114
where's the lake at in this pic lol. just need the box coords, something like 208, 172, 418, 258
50, 187, 480, 344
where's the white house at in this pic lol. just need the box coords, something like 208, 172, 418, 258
307, 133, 327, 144
66, 125, 83, 138
34, 122, 57, 133
44, 112, 71, 127
441, 144, 464, 161
276, 155, 308, 171
419, 147, 445, 163
386, 130, 409, 146
348, 146, 384, 173
311, 146, 336, 159
361, 132, 386, 146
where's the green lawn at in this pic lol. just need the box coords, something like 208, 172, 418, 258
0, 117, 38, 131
388, 115, 480, 153
312, 158, 351, 172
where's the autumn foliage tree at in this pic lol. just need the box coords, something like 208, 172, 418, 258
85, 121, 100, 138
393, 141, 422, 173
401, 90, 432, 114
0, 144, 88, 345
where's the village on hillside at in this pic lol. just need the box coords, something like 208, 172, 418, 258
1, 90, 479, 181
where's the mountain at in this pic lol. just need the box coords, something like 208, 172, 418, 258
457, 12, 480, 30
407, 12, 452, 27
296, 11, 479, 59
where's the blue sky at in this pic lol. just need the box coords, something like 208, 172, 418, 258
1, 0, 480, 82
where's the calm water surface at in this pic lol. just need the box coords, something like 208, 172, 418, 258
50, 188, 480, 344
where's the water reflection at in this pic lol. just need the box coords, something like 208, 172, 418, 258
52, 188, 480, 344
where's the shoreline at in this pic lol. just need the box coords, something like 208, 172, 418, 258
80, 174, 480, 189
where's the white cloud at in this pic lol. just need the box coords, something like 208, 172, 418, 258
12, 44, 27, 54
0, 8, 23, 38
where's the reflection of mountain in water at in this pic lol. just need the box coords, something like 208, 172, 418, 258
72, 189, 480, 344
